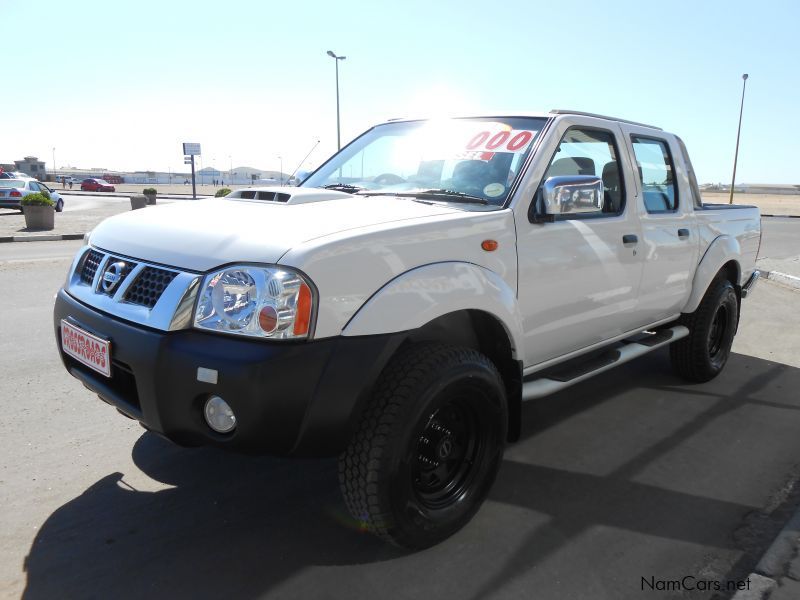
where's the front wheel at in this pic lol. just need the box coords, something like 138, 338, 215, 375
670, 277, 739, 382
55, 199, 64, 212
339, 343, 507, 549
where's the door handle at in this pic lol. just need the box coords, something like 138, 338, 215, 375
622, 234, 638, 244
678, 228, 690, 239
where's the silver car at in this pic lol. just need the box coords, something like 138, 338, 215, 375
0, 179, 64, 212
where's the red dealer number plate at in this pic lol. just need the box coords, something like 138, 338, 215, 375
61, 320, 111, 378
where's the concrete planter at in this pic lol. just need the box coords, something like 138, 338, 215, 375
130, 195, 147, 210
144, 193, 157, 205
22, 205, 55, 230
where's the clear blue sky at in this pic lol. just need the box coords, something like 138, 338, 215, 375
4, 0, 798, 183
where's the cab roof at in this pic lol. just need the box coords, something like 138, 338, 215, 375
385, 110, 663, 131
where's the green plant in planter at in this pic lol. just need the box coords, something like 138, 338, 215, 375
21, 192, 56, 230
215, 188, 232, 197
142, 187, 158, 205
21, 192, 55, 207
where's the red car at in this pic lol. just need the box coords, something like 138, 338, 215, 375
81, 178, 116, 192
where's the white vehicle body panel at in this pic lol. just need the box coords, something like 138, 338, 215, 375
88, 195, 461, 272
616, 123, 700, 323
280, 210, 518, 339
510, 116, 646, 364
341, 262, 523, 355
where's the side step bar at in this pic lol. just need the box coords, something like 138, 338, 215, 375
521, 325, 689, 401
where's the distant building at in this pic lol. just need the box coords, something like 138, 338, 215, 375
13, 156, 46, 180
740, 184, 800, 195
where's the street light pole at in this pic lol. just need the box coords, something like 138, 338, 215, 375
52, 147, 56, 182
277, 155, 283, 186
326, 50, 346, 150
728, 73, 749, 204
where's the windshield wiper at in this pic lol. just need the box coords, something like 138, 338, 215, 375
323, 183, 365, 192
358, 188, 489, 205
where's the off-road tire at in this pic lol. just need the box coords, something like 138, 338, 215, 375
338, 343, 507, 549
670, 277, 738, 382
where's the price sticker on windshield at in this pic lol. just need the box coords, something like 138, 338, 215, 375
464, 129, 536, 154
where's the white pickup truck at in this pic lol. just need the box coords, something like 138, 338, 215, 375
54, 110, 761, 549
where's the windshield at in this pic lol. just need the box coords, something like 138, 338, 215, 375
0, 180, 23, 188
302, 117, 547, 207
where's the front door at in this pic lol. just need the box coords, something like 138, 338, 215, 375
516, 122, 644, 368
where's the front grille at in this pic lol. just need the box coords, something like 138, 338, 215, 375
98, 260, 137, 296
125, 267, 179, 308
80, 250, 103, 285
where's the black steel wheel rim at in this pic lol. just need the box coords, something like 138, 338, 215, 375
411, 397, 484, 509
708, 305, 728, 358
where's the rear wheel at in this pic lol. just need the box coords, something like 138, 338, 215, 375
670, 277, 738, 382
339, 343, 507, 549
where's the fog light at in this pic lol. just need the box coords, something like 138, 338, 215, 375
204, 395, 236, 433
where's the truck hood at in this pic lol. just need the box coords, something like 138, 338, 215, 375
89, 194, 460, 272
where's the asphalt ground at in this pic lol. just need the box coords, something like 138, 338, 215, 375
0, 227, 799, 600
754, 217, 800, 281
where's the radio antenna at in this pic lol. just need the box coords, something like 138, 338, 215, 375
288, 138, 321, 183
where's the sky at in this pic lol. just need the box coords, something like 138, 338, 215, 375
3, 0, 799, 184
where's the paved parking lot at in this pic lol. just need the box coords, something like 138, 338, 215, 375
1, 223, 798, 599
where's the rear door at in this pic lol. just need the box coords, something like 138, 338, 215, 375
618, 126, 700, 322
515, 116, 645, 367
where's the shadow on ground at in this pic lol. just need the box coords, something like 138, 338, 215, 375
22, 350, 800, 600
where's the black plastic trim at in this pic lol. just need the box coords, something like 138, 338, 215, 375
54, 289, 406, 457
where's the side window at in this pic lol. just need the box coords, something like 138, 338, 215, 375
28, 182, 40, 191
542, 128, 625, 216
631, 136, 678, 213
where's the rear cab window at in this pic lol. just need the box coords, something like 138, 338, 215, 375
631, 136, 678, 213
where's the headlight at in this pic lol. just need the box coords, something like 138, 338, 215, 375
193, 265, 315, 340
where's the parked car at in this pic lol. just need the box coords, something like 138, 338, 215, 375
0, 171, 34, 180
54, 110, 761, 549
81, 178, 115, 192
0, 179, 64, 212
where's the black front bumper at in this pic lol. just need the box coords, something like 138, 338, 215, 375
54, 289, 405, 456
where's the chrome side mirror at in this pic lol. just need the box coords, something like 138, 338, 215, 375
542, 175, 604, 215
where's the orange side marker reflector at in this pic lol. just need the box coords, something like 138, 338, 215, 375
481, 240, 499, 252
293, 282, 313, 336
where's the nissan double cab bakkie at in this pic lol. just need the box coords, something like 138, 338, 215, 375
54, 110, 761, 549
